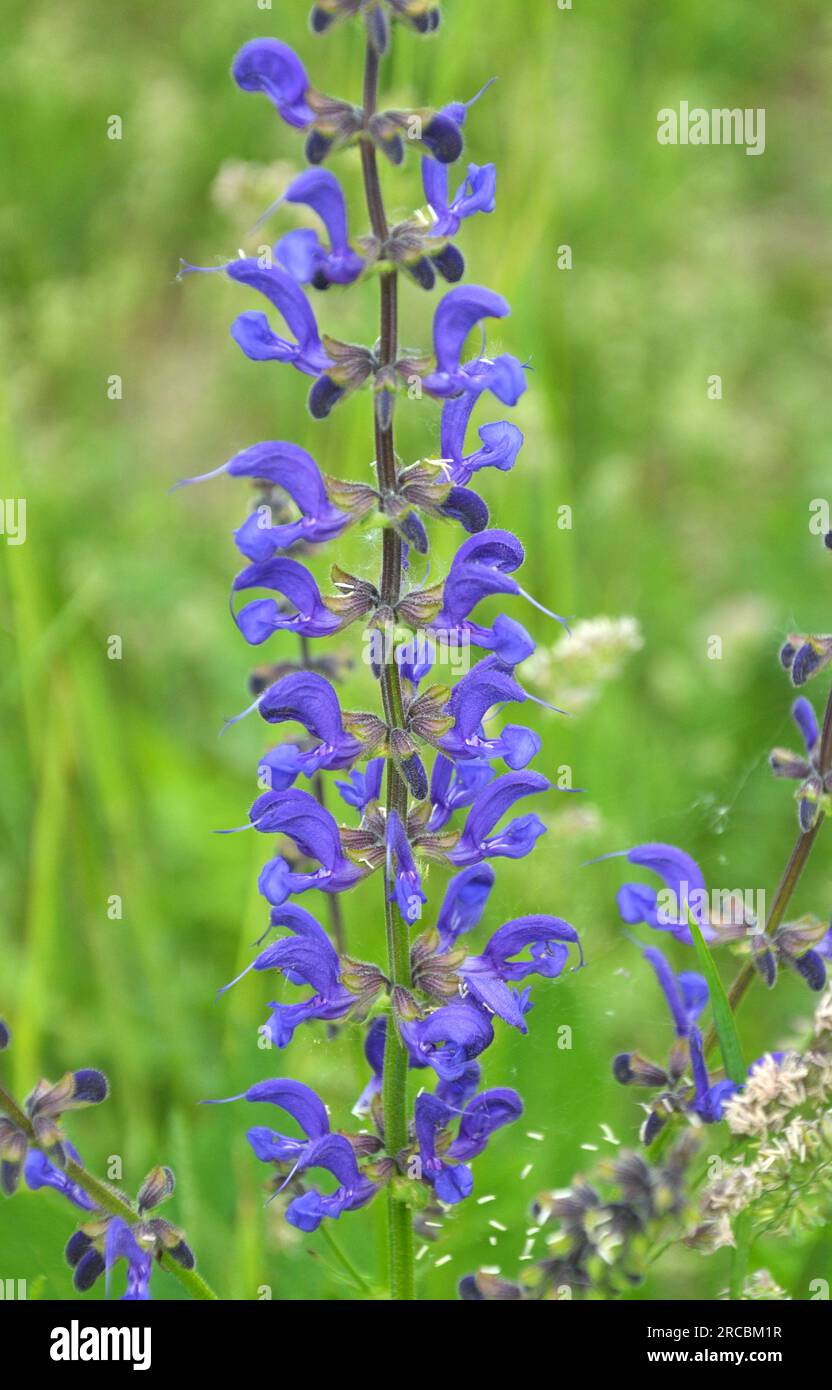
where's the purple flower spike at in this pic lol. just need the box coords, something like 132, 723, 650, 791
275, 169, 365, 287
232, 40, 315, 128
423, 288, 527, 404
450, 770, 550, 867
462, 915, 582, 1031
232, 557, 343, 645
175, 440, 348, 562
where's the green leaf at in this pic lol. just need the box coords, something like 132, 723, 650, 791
687, 909, 747, 1085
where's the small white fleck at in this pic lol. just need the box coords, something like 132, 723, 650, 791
600, 1123, 620, 1146
434, 1255, 452, 1268
526, 1131, 544, 1142
416, 1245, 429, 1262
581, 1143, 599, 1152
476, 1194, 496, 1205
481, 1265, 501, 1275
519, 1163, 533, 1180
488, 1220, 508, 1232
424, 1221, 444, 1229
488, 1236, 498, 1247
526, 1226, 540, 1237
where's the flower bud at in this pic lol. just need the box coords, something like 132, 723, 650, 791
137, 1165, 176, 1213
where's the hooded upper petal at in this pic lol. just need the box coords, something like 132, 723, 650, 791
232, 39, 315, 128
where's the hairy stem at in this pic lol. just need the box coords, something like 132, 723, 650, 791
704, 681, 832, 1057
360, 37, 414, 1302
0, 1082, 219, 1301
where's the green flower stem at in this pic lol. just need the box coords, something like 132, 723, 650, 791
704, 680, 832, 1058
359, 36, 415, 1302
0, 1081, 219, 1301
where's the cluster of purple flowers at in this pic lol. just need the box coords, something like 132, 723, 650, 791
0, 1021, 194, 1301
604, 835, 832, 1143
183, 15, 583, 1242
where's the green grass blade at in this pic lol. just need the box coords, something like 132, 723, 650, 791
688, 911, 746, 1086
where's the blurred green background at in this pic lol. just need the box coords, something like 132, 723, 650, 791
2, 0, 831, 1300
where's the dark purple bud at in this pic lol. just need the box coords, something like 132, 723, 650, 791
796, 949, 826, 991
825, 531, 832, 550
65, 1230, 92, 1268
310, 6, 336, 32
366, 2, 390, 54
423, 114, 463, 163
441, 486, 489, 534
641, 1110, 667, 1146
370, 123, 405, 165
309, 375, 347, 419
168, 1239, 196, 1270
73, 1247, 105, 1293
1, 1159, 22, 1196
396, 511, 430, 554
386, 135, 405, 165
612, 1053, 634, 1084
612, 1052, 668, 1087
799, 795, 820, 833
407, 257, 436, 290
414, 9, 441, 32
432, 244, 465, 283
792, 643, 822, 686
459, 1274, 482, 1300
752, 942, 777, 989
73, 1069, 109, 1106
306, 129, 335, 164
779, 641, 796, 671
401, 752, 428, 801
0, 1020, 9, 1050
